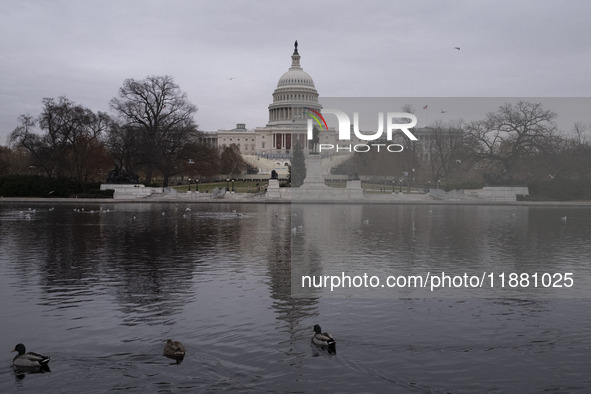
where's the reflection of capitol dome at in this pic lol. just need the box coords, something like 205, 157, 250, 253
267, 41, 322, 127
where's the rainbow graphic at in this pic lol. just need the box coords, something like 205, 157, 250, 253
305, 108, 328, 131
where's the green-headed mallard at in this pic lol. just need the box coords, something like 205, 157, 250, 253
312, 324, 336, 354
11, 343, 51, 369
163, 339, 186, 359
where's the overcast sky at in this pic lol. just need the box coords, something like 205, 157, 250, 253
1, 0, 590, 144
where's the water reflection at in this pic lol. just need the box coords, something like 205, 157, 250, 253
292, 204, 591, 298
0, 202, 590, 392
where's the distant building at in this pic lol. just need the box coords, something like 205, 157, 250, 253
205, 42, 341, 160
203, 42, 440, 174
197, 132, 217, 149
253, 41, 330, 159
216, 123, 256, 154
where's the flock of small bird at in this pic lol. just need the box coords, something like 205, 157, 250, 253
11, 324, 336, 373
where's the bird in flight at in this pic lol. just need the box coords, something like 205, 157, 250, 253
227, 77, 236, 80
454, 47, 460, 50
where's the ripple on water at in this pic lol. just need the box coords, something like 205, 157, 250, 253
0, 203, 590, 392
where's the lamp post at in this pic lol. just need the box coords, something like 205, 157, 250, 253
231, 179, 235, 193
403, 172, 408, 193
407, 168, 414, 194
226, 178, 230, 191
399, 178, 402, 193
392, 180, 395, 193
187, 158, 195, 191
196, 179, 199, 192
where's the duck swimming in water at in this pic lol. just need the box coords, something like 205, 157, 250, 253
163, 339, 186, 360
11, 343, 51, 370
311, 324, 336, 354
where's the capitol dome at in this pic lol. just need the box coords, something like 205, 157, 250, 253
276, 67, 316, 88
267, 41, 322, 127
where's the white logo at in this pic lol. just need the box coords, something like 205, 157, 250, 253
307, 110, 417, 153
307, 110, 418, 141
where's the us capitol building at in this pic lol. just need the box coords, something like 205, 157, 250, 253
201, 42, 432, 177
199, 41, 351, 176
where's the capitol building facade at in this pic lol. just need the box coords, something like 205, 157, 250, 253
203, 42, 345, 176
202, 42, 434, 176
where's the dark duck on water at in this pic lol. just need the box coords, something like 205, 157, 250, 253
312, 324, 336, 354
11, 343, 51, 371
163, 339, 186, 360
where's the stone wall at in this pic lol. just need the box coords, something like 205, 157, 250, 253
430, 186, 529, 201
100, 184, 164, 199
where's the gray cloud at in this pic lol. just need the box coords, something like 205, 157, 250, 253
1, 0, 590, 143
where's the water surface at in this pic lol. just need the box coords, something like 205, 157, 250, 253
0, 202, 589, 393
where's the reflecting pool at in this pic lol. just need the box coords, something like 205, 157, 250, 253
1, 202, 589, 393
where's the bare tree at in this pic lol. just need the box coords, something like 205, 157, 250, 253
10, 97, 110, 183
544, 122, 591, 181
9, 113, 54, 176
39, 97, 110, 182
465, 101, 559, 182
178, 139, 220, 180
105, 122, 143, 176
220, 144, 246, 175
427, 119, 473, 182
110, 75, 198, 187
569, 122, 590, 148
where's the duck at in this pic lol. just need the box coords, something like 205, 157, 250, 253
311, 324, 336, 354
11, 343, 51, 370
163, 339, 186, 359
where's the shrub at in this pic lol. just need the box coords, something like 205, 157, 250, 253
528, 179, 591, 201
0, 175, 113, 198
